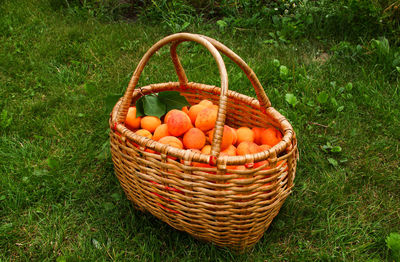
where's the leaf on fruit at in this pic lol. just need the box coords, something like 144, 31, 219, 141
142, 95, 166, 118
317, 91, 329, 104
105, 94, 122, 114
285, 93, 298, 107
158, 91, 189, 112
135, 96, 145, 117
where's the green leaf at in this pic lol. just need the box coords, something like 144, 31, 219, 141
279, 65, 289, 79
345, 82, 353, 91
386, 232, 400, 261
317, 91, 329, 104
327, 158, 338, 167
331, 146, 342, 153
285, 93, 298, 107
142, 95, 166, 118
337, 106, 344, 112
105, 94, 122, 114
158, 91, 189, 112
135, 97, 145, 117
273, 59, 280, 67
330, 97, 338, 107
396, 66, 400, 74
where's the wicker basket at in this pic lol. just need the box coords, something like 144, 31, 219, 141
109, 33, 298, 251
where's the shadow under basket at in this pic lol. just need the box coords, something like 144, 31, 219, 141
109, 33, 299, 251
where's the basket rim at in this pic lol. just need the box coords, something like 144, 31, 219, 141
110, 81, 296, 167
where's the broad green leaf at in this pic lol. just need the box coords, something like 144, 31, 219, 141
143, 95, 166, 118
345, 82, 353, 91
135, 96, 145, 117
386, 232, 400, 261
273, 59, 280, 67
158, 91, 190, 112
317, 91, 329, 104
285, 93, 298, 107
327, 158, 338, 167
330, 97, 338, 107
331, 146, 342, 153
396, 66, 400, 73
280, 65, 289, 79
337, 106, 344, 112
105, 94, 122, 114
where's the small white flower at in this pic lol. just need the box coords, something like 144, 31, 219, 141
293, 3, 296, 8
284, 9, 289, 14
274, 8, 278, 11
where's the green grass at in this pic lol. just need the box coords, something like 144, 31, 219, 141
1, 0, 399, 261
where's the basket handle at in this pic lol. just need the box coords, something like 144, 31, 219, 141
116, 33, 229, 157
170, 34, 271, 110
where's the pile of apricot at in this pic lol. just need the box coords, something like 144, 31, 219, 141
125, 99, 284, 169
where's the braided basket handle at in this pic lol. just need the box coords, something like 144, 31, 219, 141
170, 34, 271, 110
116, 33, 229, 156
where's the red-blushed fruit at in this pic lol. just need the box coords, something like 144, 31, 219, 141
125, 106, 141, 130
188, 104, 206, 124
141, 116, 161, 133
252, 127, 264, 145
195, 107, 218, 132
208, 125, 234, 151
166, 110, 192, 136
183, 128, 206, 150
261, 127, 283, 147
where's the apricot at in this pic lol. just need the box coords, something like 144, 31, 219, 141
195, 107, 218, 132
236, 127, 255, 144
261, 127, 283, 147
259, 144, 271, 151
183, 128, 206, 150
252, 127, 264, 145
182, 106, 189, 114
201, 145, 212, 155
236, 141, 261, 155
140, 116, 161, 133
153, 124, 170, 141
208, 125, 234, 151
220, 144, 236, 156
125, 106, 141, 130
166, 110, 192, 136
199, 99, 213, 107
135, 129, 152, 139
231, 128, 238, 145
158, 136, 183, 149
188, 104, 206, 124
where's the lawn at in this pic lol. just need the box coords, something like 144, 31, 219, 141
1, 0, 399, 261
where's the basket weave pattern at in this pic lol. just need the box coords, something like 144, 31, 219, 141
109, 33, 298, 250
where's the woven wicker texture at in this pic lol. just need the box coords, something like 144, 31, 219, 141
109, 33, 298, 250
